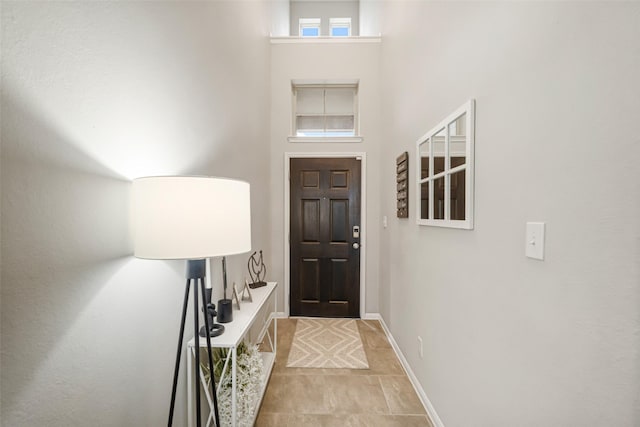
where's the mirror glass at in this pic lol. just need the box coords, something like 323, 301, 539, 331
419, 138, 429, 219
419, 137, 430, 179
433, 127, 446, 176
449, 112, 466, 166
420, 181, 429, 219
433, 176, 445, 219
449, 169, 466, 220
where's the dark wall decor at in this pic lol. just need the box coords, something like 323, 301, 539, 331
396, 151, 409, 218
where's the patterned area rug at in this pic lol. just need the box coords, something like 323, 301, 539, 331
286, 318, 369, 369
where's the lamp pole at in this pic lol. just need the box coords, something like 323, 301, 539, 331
167, 259, 220, 427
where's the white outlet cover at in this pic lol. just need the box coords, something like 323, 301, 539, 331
526, 222, 545, 260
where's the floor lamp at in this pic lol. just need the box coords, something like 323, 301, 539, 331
132, 176, 252, 427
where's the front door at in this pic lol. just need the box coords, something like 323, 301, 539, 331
290, 157, 361, 318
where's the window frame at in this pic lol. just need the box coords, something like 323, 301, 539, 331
329, 18, 352, 37
289, 81, 362, 143
416, 100, 475, 229
299, 18, 321, 37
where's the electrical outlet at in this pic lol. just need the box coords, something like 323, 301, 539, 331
417, 336, 423, 359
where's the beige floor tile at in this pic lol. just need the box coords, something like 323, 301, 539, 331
357, 319, 384, 331
357, 322, 392, 349
286, 414, 365, 427
255, 412, 291, 427
276, 318, 297, 340
354, 414, 433, 427
260, 374, 329, 414
359, 329, 393, 349
379, 375, 427, 415
323, 375, 390, 414
273, 413, 432, 427
352, 346, 405, 376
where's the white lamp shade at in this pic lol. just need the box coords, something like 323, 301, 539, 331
132, 176, 251, 260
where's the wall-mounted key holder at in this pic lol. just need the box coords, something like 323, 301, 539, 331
396, 152, 409, 218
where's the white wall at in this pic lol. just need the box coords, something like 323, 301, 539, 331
379, 2, 640, 426
269, 40, 382, 316
1, 2, 272, 425
269, 0, 290, 36
359, 0, 382, 36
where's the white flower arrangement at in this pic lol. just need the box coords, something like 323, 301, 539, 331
202, 342, 264, 427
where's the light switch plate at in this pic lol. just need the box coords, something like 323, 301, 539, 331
526, 222, 545, 260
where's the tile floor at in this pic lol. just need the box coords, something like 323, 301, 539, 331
256, 318, 433, 427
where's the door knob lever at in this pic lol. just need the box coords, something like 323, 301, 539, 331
352, 243, 359, 249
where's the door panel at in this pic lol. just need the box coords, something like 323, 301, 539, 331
330, 200, 349, 242
329, 259, 348, 301
300, 258, 320, 301
290, 157, 361, 318
302, 200, 320, 242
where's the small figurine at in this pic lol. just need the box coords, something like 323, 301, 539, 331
248, 250, 267, 289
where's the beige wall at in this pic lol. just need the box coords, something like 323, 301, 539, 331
379, 2, 640, 426
269, 40, 382, 316
1, 2, 273, 425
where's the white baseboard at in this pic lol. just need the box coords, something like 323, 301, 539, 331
368, 313, 445, 427
362, 312, 381, 320
272, 311, 288, 319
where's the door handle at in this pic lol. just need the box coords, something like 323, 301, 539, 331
352, 243, 359, 249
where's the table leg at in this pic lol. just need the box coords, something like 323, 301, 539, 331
232, 346, 237, 426
187, 346, 193, 427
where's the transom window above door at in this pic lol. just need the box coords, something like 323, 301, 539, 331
289, 80, 362, 143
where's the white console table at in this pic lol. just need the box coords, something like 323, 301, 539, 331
187, 282, 277, 427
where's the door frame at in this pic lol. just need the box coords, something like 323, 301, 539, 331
284, 152, 367, 318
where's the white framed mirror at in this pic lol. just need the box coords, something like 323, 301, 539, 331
416, 99, 475, 229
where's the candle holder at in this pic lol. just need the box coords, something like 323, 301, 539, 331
217, 256, 233, 323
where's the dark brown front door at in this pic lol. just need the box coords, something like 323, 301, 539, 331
290, 157, 361, 318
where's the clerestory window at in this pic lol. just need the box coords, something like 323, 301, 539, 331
299, 18, 321, 37
330, 18, 351, 37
